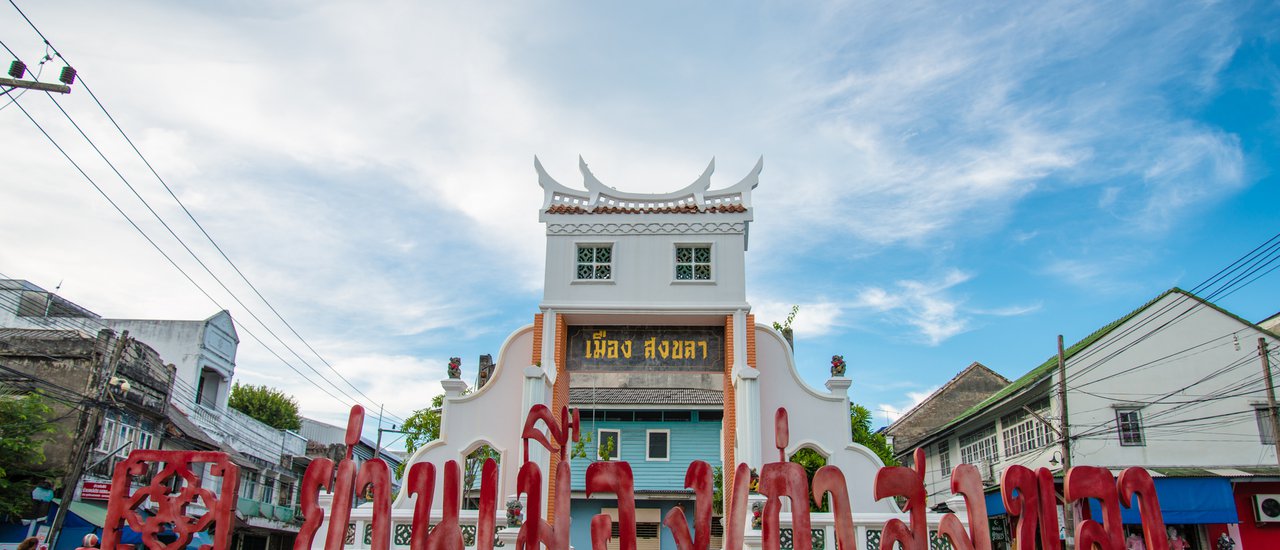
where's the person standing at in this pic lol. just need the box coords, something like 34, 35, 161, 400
1215, 533, 1235, 550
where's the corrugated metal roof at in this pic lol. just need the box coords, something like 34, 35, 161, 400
0, 328, 89, 340
569, 387, 723, 405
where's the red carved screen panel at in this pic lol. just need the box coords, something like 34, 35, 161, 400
102, 450, 240, 550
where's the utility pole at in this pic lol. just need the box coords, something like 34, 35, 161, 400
375, 404, 384, 458
47, 330, 129, 549
1259, 338, 1280, 469
1057, 335, 1074, 550
2, 60, 75, 94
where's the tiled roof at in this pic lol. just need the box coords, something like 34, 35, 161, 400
546, 204, 747, 215
0, 328, 89, 340
569, 387, 723, 405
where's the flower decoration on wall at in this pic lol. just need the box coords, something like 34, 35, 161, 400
505, 498, 523, 527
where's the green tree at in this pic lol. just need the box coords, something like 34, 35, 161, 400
397, 394, 445, 478
228, 383, 302, 431
789, 448, 828, 511
0, 384, 56, 517
851, 403, 897, 466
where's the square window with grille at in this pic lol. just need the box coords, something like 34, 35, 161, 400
1116, 409, 1144, 446
1000, 398, 1054, 457
959, 425, 999, 466
675, 245, 712, 281
577, 244, 613, 280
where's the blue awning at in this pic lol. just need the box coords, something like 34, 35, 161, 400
983, 476, 1239, 525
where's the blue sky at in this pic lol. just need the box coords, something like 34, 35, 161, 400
1, 1, 1278, 437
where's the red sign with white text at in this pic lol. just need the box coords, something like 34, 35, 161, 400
81, 482, 111, 501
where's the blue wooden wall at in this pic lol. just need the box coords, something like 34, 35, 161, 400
568, 411, 723, 490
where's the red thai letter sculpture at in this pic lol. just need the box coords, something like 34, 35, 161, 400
873, 447, 927, 550
295, 457, 334, 550
938, 464, 991, 550
1065, 466, 1122, 550
356, 458, 392, 550
516, 462, 544, 550
407, 462, 436, 550
1117, 468, 1168, 550
586, 461, 637, 550
475, 458, 499, 550
723, 463, 753, 550
811, 466, 857, 550
663, 461, 714, 550
322, 406, 365, 550
428, 460, 464, 550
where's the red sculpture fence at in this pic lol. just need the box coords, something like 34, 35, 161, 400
98, 405, 1171, 550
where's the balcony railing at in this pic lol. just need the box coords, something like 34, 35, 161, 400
180, 399, 306, 464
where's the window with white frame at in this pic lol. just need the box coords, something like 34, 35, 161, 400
959, 425, 999, 466
240, 471, 259, 500
598, 429, 621, 460
1257, 406, 1277, 444
674, 245, 712, 281
97, 418, 118, 452
937, 440, 951, 477
646, 430, 670, 461
1001, 398, 1054, 457
1116, 408, 1145, 446
576, 244, 613, 280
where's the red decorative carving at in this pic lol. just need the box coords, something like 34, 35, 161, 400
1117, 468, 1168, 550
663, 461, 713, 550
101, 450, 239, 550
1065, 466, 1122, 550
811, 466, 857, 550
937, 464, 991, 550
585, 461, 636, 550
873, 447, 927, 550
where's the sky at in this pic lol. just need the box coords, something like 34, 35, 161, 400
2, 0, 1278, 443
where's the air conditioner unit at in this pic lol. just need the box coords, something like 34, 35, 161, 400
979, 460, 997, 484
1255, 494, 1280, 522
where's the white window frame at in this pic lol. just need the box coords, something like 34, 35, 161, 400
645, 429, 670, 462
1115, 408, 1145, 446
574, 242, 615, 283
959, 425, 999, 466
98, 418, 118, 452
1257, 405, 1277, 445
937, 439, 951, 477
1001, 398, 1054, 457
672, 243, 715, 283
598, 429, 621, 461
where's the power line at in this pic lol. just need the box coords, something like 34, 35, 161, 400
5, 0, 400, 425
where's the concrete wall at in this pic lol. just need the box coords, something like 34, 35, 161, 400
108, 311, 238, 411
542, 222, 748, 310
388, 325, 535, 511
754, 324, 897, 514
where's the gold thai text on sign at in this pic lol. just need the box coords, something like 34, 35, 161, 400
567, 326, 724, 372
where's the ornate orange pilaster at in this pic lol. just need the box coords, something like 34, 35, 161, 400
546, 314, 569, 520
722, 315, 737, 510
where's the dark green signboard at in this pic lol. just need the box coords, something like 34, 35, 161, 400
566, 326, 724, 372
